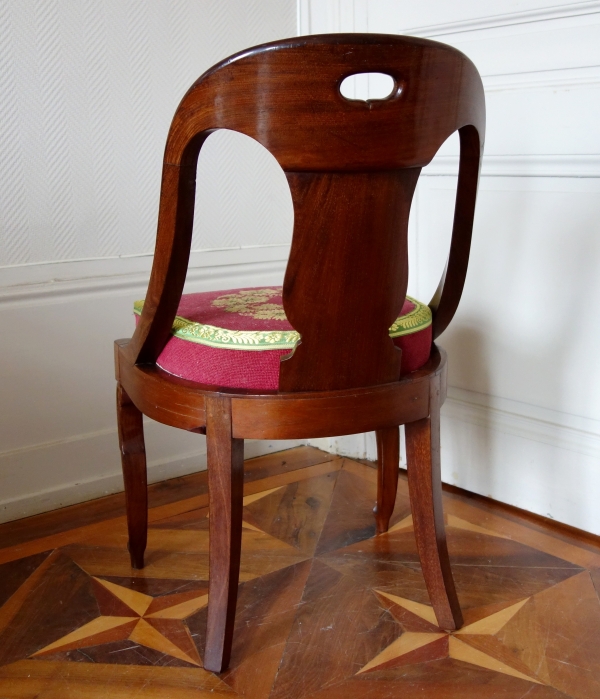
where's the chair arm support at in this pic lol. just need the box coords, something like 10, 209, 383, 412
429, 124, 484, 340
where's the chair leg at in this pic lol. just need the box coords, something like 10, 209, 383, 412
204, 396, 244, 674
404, 380, 463, 631
374, 427, 400, 534
116, 384, 147, 570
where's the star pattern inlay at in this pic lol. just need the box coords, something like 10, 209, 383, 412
0, 452, 598, 699
358, 590, 543, 684
32, 577, 209, 666
30, 487, 289, 668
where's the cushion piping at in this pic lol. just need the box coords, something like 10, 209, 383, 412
133, 294, 431, 352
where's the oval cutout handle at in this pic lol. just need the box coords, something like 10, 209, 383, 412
340, 72, 397, 102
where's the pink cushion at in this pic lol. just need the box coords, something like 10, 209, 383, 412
134, 287, 432, 391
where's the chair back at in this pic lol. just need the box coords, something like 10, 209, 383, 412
129, 34, 485, 391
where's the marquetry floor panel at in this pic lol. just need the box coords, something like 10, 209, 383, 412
1, 447, 599, 698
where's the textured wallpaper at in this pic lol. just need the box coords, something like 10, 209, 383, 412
0, 0, 296, 267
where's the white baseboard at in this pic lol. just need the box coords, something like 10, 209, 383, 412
308, 433, 396, 463
319, 386, 600, 536
443, 386, 600, 460
307, 435, 370, 459
0, 246, 301, 525
440, 387, 600, 535
423, 154, 600, 178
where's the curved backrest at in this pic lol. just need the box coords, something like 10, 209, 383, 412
128, 34, 485, 392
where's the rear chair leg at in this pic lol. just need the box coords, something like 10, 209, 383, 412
375, 427, 400, 534
204, 396, 244, 673
404, 379, 463, 631
116, 384, 147, 570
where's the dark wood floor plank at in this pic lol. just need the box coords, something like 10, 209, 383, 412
0, 551, 100, 667
243, 447, 339, 482
314, 468, 379, 556
270, 559, 400, 699
0, 462, 342, 568
243, 471, 338, 556
0, 552, 52, 609
209, 560, 313, 699
0, 659, 235, 698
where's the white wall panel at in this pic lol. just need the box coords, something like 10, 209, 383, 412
419, 176, 600, 418
194, 131, 294, 250
301, 0, 600, 533
0, 0, 298, 522
0, 259, 302, 523
365, 0, 600, 31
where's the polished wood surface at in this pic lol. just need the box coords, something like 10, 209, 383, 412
125, 33, 485, 378
204, 397, 244, 673
115, 342, 442, 438
113, 34, 486, 671
405, 375, 463, 631
375, 427, 400, 535
429, 125, 483, 339
1, 447, 600, 698
280, 169, 418, 391
117, 384, 148, 569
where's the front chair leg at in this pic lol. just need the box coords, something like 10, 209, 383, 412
375, 427, 400, 534
204, 396, 244, 673
116, 384, 148, 570
404, 381, 463, 631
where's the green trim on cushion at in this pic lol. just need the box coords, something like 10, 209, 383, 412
133, 300, 300, 351
389, 296, 432, 338
133, 295, 431, 351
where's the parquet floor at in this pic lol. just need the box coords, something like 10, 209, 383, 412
1, 447, 600, 698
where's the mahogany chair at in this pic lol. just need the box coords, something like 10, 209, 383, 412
114, 34, 485, 673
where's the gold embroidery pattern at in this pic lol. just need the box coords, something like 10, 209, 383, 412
211, 288, 288, 321
133, 300, 299, 351
133, 293, 431, 352
389, 296, 432, 337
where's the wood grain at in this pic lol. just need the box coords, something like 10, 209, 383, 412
279, 170, 416, 391
0, 451, 342, 567
2, 451, 600, 697
405, 376, 463, 631
116, 346, 439, 436
117, 384, 148, 569
375, 427, 400, 535
204, 396, 244, 673
0, 660, 234, 698
112, 33, 486, 671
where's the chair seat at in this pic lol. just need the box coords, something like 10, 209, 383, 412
134, 287, 432, 390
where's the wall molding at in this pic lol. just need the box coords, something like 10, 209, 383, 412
423, 154, 600, 178
443, 386, 600, 460
296, 0, 600, 536
326, 386, 600, 534
484, 65, 600, 91
316, 384, 600, 466
0, 425, 303, 524
440, 386, 600, 534
298, 1, 600, 37
0, 245, 291, 308
383, 2, 600, 38
0, 248, 297, 523
297, 0, 311, 35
